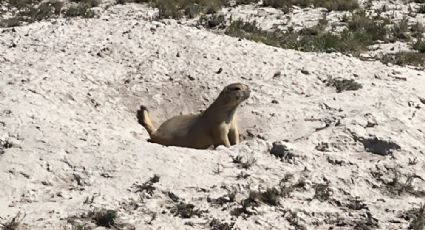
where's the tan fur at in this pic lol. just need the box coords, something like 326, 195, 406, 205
136, 83, 250, 149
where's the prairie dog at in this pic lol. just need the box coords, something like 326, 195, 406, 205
136, 83, 250, 149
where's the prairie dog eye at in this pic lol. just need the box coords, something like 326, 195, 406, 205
228, 86, 241, 91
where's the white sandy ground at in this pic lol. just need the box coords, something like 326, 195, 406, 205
0, 3, 425, 230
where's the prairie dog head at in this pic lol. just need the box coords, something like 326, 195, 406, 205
217, 83, 250, 108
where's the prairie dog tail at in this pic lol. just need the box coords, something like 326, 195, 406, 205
136, 106, 156, 137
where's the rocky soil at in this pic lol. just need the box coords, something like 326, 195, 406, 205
1, 2, 425, 230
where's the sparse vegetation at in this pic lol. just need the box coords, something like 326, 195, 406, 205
167, 191, 180, 202
234, 0, 258, 5
380, 51, 425, 68
67, 209, 134, 229
372, 169, 425, 197
64, 3, 95, 18
0, 139, 13, 155
231, 182, 298, 217
282, 209, 307, 229
208, 190, 236, 206
410, 22, 425, 38
279, 173, 307, 198
71, 0, 100, 7
259, 187, 282, 206
326, 78, 362, 93
212, 163, 223, 174
209, 218, 235, 230
2, 0, 425, 229
391, 17, 410, 41
401, 204, 425, 230
91, 209, 117, 228
170, 202, 206, 218
0, 17, 22, 27
217, 8, 424, 67
418, 4, 425, 14
0, 0, 98, 27
270, 141, 296, 162
409, 157, 419, 165
346, 197, 368, 210
231, 190, 260, 216
236, 171, 250, 179
132, 0, 226, 19
313, 182, 332, 201
262, 0, 359, 11
413, 39, 425, 52
131, 174, 160, 196
225, 10, 390, 54
199, 13, 225, 29
231, 155, 257, 169
1, 0, 63, 25
0, 212, 25, 230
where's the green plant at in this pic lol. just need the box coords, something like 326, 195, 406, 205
225, 11, 390, 54
418, 4, 425, 13
262, 0, 358, 11
91, 209, 117, 228
0, 212, 24, 230
313, 182, 332, 201
141, 0, 226, 19
209, 219, 235, 230
413, 39, 425, 52
208, 191, 236, 206
380, 52, 425, 67
171, 202, 205, 218
199, 13, 225, 29
372, 169, 425, 196
347, 10, 388, 43
131, 174, 160, 195
0, 17, 21, 27
231, 190, 260, 216
326, 78, 362, 93
391, 17, 410, 40
64, 3, 95, 18
260, 187, 281, 206
225, 20, 281, 46
231, 155, 257, 169
20, 0, 63, 22
409, 205, 425, 230
71, 0, 100, 7
234, 0, 258, 4
410, 22, 425, 38
7, 0, 39, 9
231, 186, 288, 217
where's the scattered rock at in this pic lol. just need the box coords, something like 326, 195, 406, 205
0, 139, 13, 155
300, 69, 310, 75
270, 141, 296, 162
327, 78, 363, 93
170, 202, 206, 218
216, 67, 223, 74
358, 137, 401, 156
326, 157, 345, 166
315, 142, 330, 152
187, 75, 195, 81
167, 191, 180, 202
209, 218, 234, 230
365, 113, 378, 128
